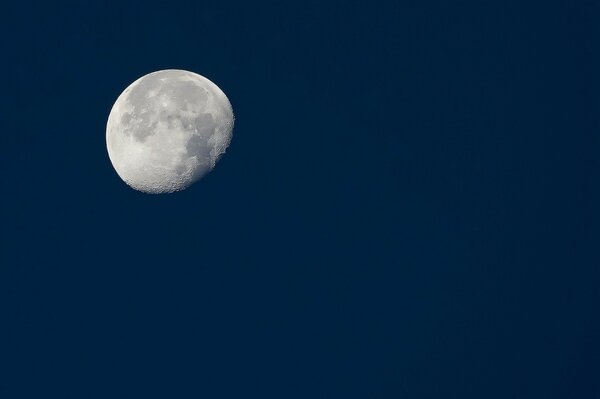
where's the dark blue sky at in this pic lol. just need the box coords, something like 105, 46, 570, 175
2, 1, 599, 397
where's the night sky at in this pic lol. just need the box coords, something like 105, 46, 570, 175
2, 1, 599, 397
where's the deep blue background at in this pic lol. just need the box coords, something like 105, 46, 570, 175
1, 1, 599, 397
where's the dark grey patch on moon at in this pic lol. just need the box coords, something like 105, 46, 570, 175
185, 135, 212, 166
125, 116, 158, 143
121, 112, 132, 124
192, 113, 215, 136
184, 113, 216, 162
119, 73, 168, 142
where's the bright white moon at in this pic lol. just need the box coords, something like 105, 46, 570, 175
106, 69, 234, 194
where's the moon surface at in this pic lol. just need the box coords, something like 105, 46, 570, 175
106, 69, 234, 194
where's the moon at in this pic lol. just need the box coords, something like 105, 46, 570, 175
106, 69, 234, 194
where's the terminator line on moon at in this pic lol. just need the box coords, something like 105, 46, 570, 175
106, 69, 234, 194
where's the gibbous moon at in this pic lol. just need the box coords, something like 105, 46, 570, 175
106, 69, 234, 194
